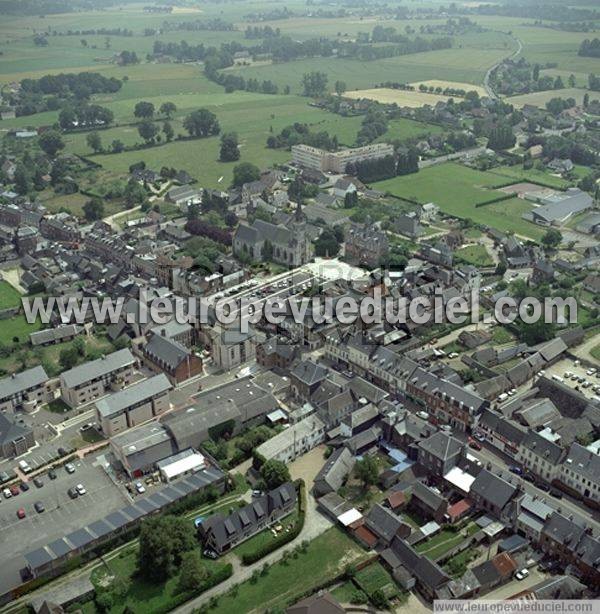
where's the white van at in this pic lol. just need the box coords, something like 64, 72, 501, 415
552, 375, 564, 383
18, 460, 31, 473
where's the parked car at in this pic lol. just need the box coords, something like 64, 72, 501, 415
252, 490, 262, 498
203, 549, 218, 560
48, 469, 57, 480
550, 488, 563, 499
34, 501, 45, 513
65, 463, 75, 474
474, 432, 485, 442
76, 483, 86, 496
10, 485, 20, 496
509, 466, 523, 475
523, 473, 536, 483
134, 482, 145, 494
20, 482, 29, 492
33, 477, 43, 488
16, 508, 26, 519
536, 482, 550, 492
3, 488, 11, 499
515, 568, 529, 581
18, 460, 31, 474
468, 437, 482, 451
67, 487, 79, 499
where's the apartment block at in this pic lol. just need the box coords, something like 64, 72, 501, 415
60, 349, 137, 408
0, 366, 50, 413
95, 373, 172, 437
291, 143, 394, 174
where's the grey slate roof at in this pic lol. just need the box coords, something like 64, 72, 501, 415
0, 412, 33, 446
291, 360, 328, 386
313, 446, 355, 495
365, 503, 404, 543
143, 334, 190, 370
418, 432, 463, 462
470, 469, 518, 510
521, 430, 565, 465
61, 349, 135, 389
0, 365, 48, 400
412, 481, 447, 512
95, 374, 172, 419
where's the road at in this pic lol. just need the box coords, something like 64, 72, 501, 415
570, 331, 600, 364
483, 36, 523, 99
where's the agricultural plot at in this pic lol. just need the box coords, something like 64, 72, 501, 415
375, 162, 545, 240
506, 88, 591, 109
344, 88, 451, 108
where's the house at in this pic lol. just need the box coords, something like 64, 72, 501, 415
394, 214, 422, 239
95, 374, 172, 437
339, 403, 380, 438
0, 366, 50, 413
313, 447, 355, 497
469, 469, 518, 519
30, 325, 82, 347
256, 336, 297, 370
344, 222, 389, 268
515, 493, 554, 541
199, 482, 296, 555
60, 349, 137, 408
255, 416, 326, 463
417, 432, 464, 477
286, 592, 345, 614
547, 158, 574, 174
474, 408, 526, 457
410, 481, 448, 523
141, 333, 203, 385
380, 537, 450, 600
471, 552, 517, 592
332, 177, 358, 198
583, 274, 600, 295
420, 203, 439, 221
0, 412, 35, 458
558, 443, 600, 505
290, 360, 328, 401
365, 503, 408, 546
518, 430, 565, 483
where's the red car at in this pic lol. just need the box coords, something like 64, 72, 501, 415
10, 485, 20, 496
468, 437, 482, 451
16, 508, 26, 519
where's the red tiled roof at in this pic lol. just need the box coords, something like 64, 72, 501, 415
387, 491, 406, 509
353, 524, 378, 548
447, 498, 472, 520
492, 552, 517, 578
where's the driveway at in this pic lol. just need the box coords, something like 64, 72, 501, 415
483, 569, 547, 600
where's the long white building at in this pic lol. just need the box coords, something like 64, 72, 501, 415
292, 143, 394, 173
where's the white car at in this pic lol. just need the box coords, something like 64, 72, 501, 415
2, 488, 11, 499
587, 368, 597, 376
448, 352, 459, 359
515, 568, 529, 581
75, 483, 86, 495
135, 482, 146, 494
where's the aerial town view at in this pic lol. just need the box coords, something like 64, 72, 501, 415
0, 0, 600, 613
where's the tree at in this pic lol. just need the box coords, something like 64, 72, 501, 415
159, 102, 177, 119
162, 121, 174, 142
219, 132, 240, 162
124, 178, 148, 208
260, 459, 291, 489
355, 455, 378, 490
59, 346, 80, 370
334, 80, 346, 96
134, 101, 155, 119
301, 71, 328, 97
568, 74, 576, 88
232, 162, 260, 187
138, 120, 158, 144
541, 228, 562, 249
83, 197, 105, 221
111, 139, 124, 153
38, 130, 65, 157
138, 515, 195, 582
183, 109, 220, 138
177, 551, 209, 594
86, 131, 102, 153
314, 228, 341, 257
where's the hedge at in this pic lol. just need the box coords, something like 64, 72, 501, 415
240, 481, 305, 565
474, 193, 515, 208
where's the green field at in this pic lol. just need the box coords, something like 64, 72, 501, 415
506, 87, 592, 109
0, 281, 21, 310
455, 244, 494, 267
209, 528, 366, 614
375, 162, 545, 240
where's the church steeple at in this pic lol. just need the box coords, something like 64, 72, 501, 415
294, 199, 304, 223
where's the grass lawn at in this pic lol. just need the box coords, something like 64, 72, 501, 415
491, 326, 516, 345
455, 244, 494, 267
354, 561, 398, 598
486, 165, 570, 189
0, 314, 42, 346
209, 528, 367, 614
591, 345, 600, 362
415, 522, 479, 561
375, 163, 545, 240
0, 281, 22, 310
331, 581, 363, 604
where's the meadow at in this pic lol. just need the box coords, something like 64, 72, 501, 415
375, 162, 546, 240
506, 87, 592, 109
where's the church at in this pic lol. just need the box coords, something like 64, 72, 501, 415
233, 204, 313, 267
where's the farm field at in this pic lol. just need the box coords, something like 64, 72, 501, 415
505, 88, 592, 109
344, 88, 452, 108
375, 162, 545, 240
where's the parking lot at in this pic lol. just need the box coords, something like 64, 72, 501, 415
0, 455, 130, 595
544, 358, 600, 401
